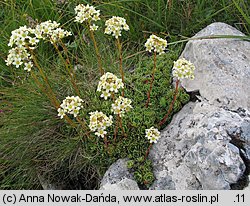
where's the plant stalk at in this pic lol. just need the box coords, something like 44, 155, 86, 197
159, 79, 180, 126
104, 135, 108, 149
145, 51, 157, 108
88, 26, 104, 75
53, 41, 80, 97
117, 38, 125, 97
144, 143, 153, 160
30, 71, 77, 128
118, 115, 126, 138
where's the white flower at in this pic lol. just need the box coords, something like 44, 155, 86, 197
24, 61, 33, 72
12, 58, 23, 68
6, 22, 72, 71
89, 111, 113, 138
74, 4, 100, 24
100, 90, 110, 100
145, 34, 167, 55
95, 129, 107, 138
111, 96, 132, 116
8, 26, 30, 47
104, 16, 129, 39
90, 24, 99, 31
145, 127, 161, 143
29, 37, 39, 45
97, 72, 124, 100
58, 96, 84, 118
6, 47, 30, 68
57, 108, 65, 119
34, 20, 72, 43
172, 58, 195, 80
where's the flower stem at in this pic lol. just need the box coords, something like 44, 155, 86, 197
144, 143, 153, 160
114, 115, 119, 142
53, 41, 80, 97
30, 51, 59, 107
117, 38, 125, 97
145, 51, 157, 108
104, 135, 108, 149
159, 79, 180, 126
63, 114, 77, 128
30, 71, 77, 128
88, 26, 104, 75
118, 115, 126, 138
30, 71, 55, 105
76, 116, 87, 129
76, 117, 91, 138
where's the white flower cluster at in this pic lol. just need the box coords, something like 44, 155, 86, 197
104, 16, 129, 39
6, 26, 37, 71
145, 34, 167, 55
111, 96, 132, 116
6, 47, 32, 71
97, 72, 124, 100
145, 127, 161, 143
89, 111, 113, 138
172, 58, 195, 80
34, 20, 72, 43
74, 4, 100, 31
6, 21, 71, 71
7, 26, 36, 48
57, 96, 83, 119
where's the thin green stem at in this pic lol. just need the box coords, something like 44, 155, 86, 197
114, 116, 119, 143
118, 115, 126, 138
76, 116, 91, 138
76, 116, 88, 130
30, 51, 59, 108
88, 25, 104, 75
53, 41, 80, 97
117, 38, 125, 97
145, 51, 157, 108
104, 135, 108, 150
30, 71, 55, 106
59, 40, 77, 80
31, 71, 77, 128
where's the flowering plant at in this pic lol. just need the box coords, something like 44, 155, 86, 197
74, 4, 100, 31
34, 20, 72, 43
145, 34, 167, 55
97, 72, 124, 100
58, 96, 84, 119
111, 96, 132, 116
6, 21, 71, 72
172, 58, 196, 80
145, 34, 168, 107
89, 111, 113, 138
145, 127, 161, 143
104, 16, 129, 39
4, 3, 197, 188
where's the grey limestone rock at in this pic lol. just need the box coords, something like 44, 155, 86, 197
150, 101, 249, 190
180, 22, 250, 111
100, 178, 139, 190
99, 159, 139, 190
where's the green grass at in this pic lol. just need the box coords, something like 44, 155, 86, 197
0, 0, 249, 189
